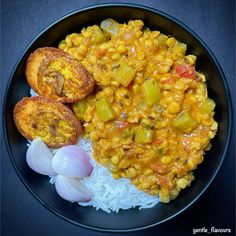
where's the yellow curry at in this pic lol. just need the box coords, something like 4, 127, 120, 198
59, 19, 217, 202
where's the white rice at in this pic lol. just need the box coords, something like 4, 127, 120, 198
29, 88, 159, 212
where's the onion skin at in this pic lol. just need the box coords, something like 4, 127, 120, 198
52, 145, 93, 178
55, 175, 91, 202
26, 138, 56, 176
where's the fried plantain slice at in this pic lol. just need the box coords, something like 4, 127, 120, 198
26, 47, 94, 103
14, 96, 82, 148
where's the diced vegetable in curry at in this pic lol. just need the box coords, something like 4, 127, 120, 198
135, 128, 154, 144
172, 112, 197, 133
59, 19, 218, 203
95, 98, 115, 122
72, 99, 88, 121
112, 61, 136, 87
141, 79, 161, 106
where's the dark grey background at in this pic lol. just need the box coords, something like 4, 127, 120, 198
1, 0, 235, 235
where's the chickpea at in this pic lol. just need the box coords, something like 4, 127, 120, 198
176, 178, 190, 189
101, 77, 111, 86
131, 178, 139, 184
208, 131, 215, 138
115, 88, 129, 101
68, 47, 77, 56
144, 169, 153, 176
111, 53, 121, 61
59, 43, 67, 50
111, 155, 119, 164
141, 182, 151, 189
159, 188, 170, 203
132, 84, 140, 94
170, 188, 181, 200
99, 43, 108, 51
137, 147, 144, 154
100, 157, 109, 165
144, 40, 153, 47
112, 104, 121, 116
81, 29, 92, 38
111, 80, 119, 88
165, 58, 173, 66
185, 55, 196, 65
134, 72, 144, 84
104, 87, 114, 100
196, 72, 206, 82
119, 159, 130, 169
65, 35, 73, 47
78, 44, 87, 55
120, 172, 127, 178
125, 167, 137, 178
167, 102, 180, 114
113, 173, 120, 179
161, 156, 172, 164
117, 45, 127, 54
150, 189, 159, 195
134, 164, 141, 170
156, 54, 164, 62
159, 65, 171, 73
211, 121, 218, 131
90, 131, 99, 141
84, 123, 94, 132
148, 175, 157, 183
137, 183, 143, 190
89, 55, 97, 64
84, 105, 94, 122
166, 37, 176, 47
141, 118, 152, 127
73, 36, 84, 46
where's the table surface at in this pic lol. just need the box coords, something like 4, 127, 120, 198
1, 0, 235, 235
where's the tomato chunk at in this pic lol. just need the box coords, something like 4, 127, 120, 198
175, 65, 195, 79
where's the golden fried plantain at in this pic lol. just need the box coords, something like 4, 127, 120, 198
26, 47, 94, 103
14, 96, 82, 148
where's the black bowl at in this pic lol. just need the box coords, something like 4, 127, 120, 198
3, 3, 233, 232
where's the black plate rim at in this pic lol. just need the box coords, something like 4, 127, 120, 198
2, 2, 233, 233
